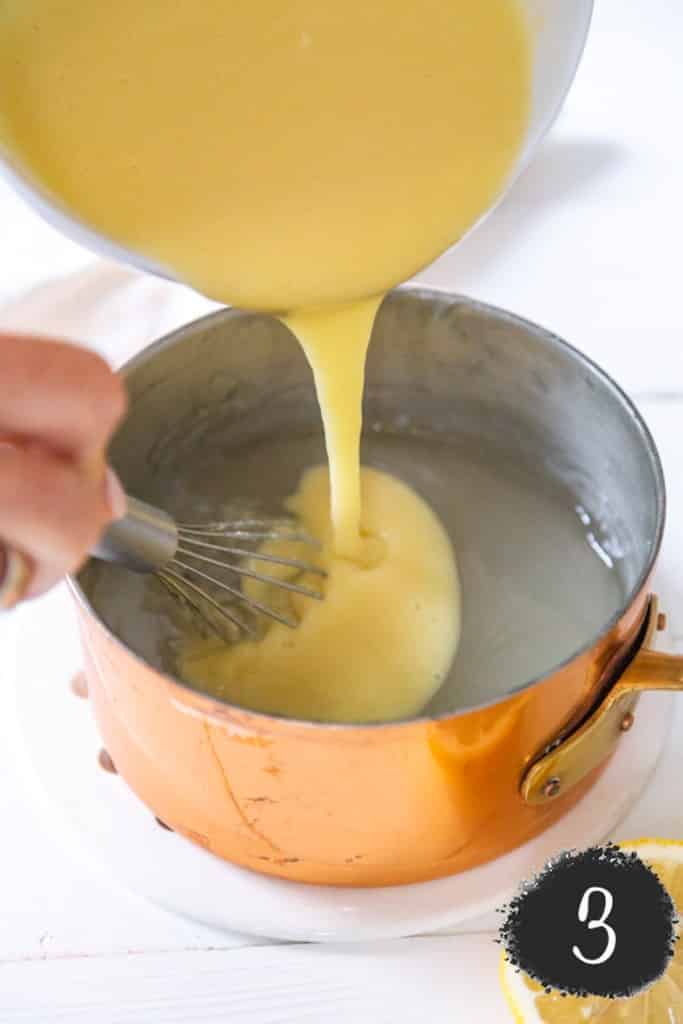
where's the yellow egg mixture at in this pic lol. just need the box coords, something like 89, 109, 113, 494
0, 0, 531, 721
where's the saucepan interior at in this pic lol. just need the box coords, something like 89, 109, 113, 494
76, 287, 664, 720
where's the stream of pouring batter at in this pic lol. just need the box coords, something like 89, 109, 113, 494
0, 0, 532, 720
283, 298, 381, 559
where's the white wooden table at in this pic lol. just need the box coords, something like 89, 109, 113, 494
1, 0, 683, 1018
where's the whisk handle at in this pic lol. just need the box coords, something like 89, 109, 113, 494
93, 495, 178, 573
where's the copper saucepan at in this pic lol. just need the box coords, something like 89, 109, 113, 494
71, 288, 681, 887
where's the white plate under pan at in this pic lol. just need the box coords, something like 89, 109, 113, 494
4, 585, 672, 943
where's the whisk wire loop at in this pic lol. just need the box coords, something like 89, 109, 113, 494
93, 495, 326, 640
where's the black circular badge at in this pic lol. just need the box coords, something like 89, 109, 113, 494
498, 844, 678, 998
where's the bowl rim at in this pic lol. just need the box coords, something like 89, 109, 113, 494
68, 285, 666, 730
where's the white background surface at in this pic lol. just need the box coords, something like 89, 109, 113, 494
1, 0, 683, 1019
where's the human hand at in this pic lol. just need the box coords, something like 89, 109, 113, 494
0, 332, 127, 608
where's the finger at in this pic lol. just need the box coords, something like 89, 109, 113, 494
0, 445, 115, 592
26, 557, 71, 600
25, 466, 128, 600
0, 333, 127, 462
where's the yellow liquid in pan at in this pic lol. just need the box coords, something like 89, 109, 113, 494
0, 0, 531, 721
182, 465, 461, 722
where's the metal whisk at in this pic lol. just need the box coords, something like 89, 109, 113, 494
93, 494, 326, 639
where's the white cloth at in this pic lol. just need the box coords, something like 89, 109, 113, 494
0, 260, 218, 368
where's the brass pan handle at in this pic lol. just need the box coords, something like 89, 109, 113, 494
521, 596, 683, 805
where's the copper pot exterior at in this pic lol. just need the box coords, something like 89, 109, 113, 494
74, 582, 649, 887
72, 289, 666, 887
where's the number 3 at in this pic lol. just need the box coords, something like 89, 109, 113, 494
572, 886, 617, 965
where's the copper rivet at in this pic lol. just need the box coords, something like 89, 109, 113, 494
657, 612, 667, 632
620, 711, 635, 733
98, 748, 117, 774
543, 777, 561, 799
155, 817, 173, 832
70, 672, 88, 699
